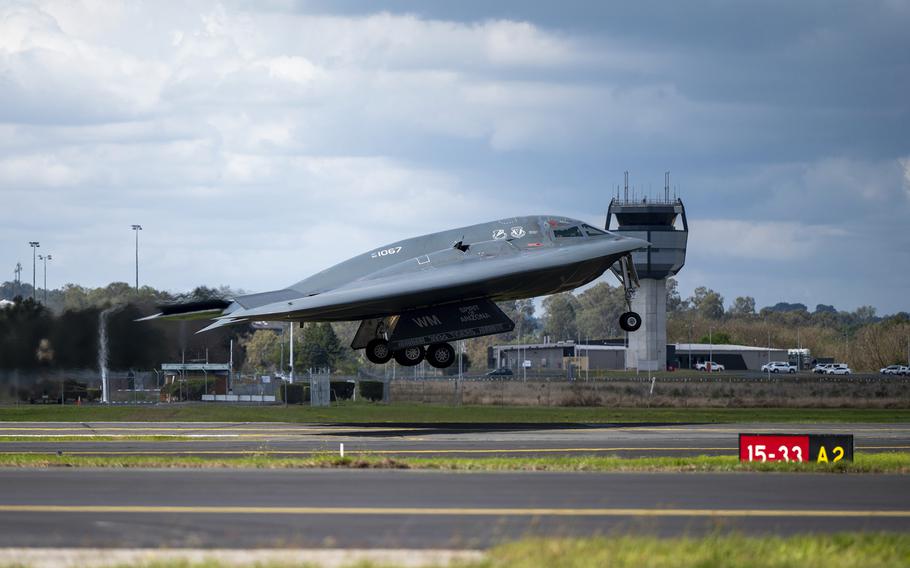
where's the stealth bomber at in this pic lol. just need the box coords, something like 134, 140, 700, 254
141, 216, 649, 369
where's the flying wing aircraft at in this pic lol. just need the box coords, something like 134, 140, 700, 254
140, 215, 648, 369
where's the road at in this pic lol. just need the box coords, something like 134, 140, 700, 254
1, 421, 908, 457
0, 468, 907, 548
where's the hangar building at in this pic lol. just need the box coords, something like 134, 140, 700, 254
491, 342, 789, 372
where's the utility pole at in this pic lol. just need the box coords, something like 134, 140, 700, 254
38, 254, 51, 304
131, 225, 142, 291
289, 322, 295, 384
28, 242, 39, 301
13, 262, 23, 297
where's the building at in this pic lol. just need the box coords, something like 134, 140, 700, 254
491, 341, 626, 371
606, 172, 689, 371
492, 342, 789, 372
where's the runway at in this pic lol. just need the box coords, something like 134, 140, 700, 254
1, 421, 909, 457
0, 468, 908, 548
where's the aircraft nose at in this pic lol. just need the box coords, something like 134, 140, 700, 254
620, 236, 651, 251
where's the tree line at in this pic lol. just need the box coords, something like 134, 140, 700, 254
2, 279, 908, 372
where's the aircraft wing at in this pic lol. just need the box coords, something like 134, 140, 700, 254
193, 236, 647, 332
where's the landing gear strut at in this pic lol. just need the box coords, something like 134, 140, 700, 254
611, 253, 643, 333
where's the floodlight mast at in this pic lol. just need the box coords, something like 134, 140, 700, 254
38, 254, 52, 304
131, 225, 142, 291
28, 242, 39, 301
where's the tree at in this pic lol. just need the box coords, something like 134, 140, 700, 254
542, 293, 580, 341
296, 322, 343, 371
240, 330, 281, 373
498, 299, 537, 341
690, 287, 725, 319
699, 331, 733, 345
576, 282, 626, 339
729, 296, 756, 317
666, 278, 689, 313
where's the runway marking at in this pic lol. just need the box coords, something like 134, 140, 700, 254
0, 504, 908, 518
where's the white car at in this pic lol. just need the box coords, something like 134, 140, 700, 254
761, 361, 797, 374
824, 364, 852, 375
695, 361, 725, 372
812, 364, 833, 374
880, 365, 910, 376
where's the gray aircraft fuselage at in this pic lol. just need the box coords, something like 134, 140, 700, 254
206, 215, 648, 326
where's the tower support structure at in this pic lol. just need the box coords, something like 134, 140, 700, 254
607, 173, 688, 371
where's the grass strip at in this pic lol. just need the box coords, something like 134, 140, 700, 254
0, 436, 202, 442
482, 533, 910, 568
4, 534, 905, 567
0, 452, 907, 473
1, 403, 908, 424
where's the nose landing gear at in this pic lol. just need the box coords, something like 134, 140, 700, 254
611, 252, 643, 333
619, 311, 642, 332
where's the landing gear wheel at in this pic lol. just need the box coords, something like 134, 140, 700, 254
394, 345, 425, 367
427, 343, 456, 369
619, 311, 642, 332
365, 339, 392, 365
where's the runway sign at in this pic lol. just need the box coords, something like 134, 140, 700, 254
739, 434, 854, 463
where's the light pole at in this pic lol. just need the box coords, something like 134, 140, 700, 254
28, 242, 39, 301
131, 225, 142, 291
37, 254, 52, 304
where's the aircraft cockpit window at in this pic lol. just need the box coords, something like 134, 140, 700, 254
582, 224, 608, 236
553, 226, 584, 239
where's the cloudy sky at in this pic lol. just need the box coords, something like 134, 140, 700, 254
2, 0, 908, 313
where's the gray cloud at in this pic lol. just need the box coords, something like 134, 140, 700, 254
1, 1, 908, 313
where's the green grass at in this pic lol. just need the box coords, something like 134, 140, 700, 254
480, 534, 910, 568
1, 452, 907, 473
0, 435, 196, 442
9, 534, 905, 567
1, 403, 908, 424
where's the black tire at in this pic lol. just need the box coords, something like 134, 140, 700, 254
365, 339, 392, 365
427, 343, 456, 369
394, 345, 425, 367
619, 311, 642, 332
789, 369, 796, 374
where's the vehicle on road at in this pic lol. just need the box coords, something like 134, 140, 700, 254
880, 365, 910, 376
485, 368, 514, 377
824, 364, 852, 375
695, 361, 725, 372
761, 361, 797, 374
812, 364, 833, 374
141, 215, 649, 369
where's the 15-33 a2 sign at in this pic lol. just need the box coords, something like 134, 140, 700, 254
739, 434, 854, 463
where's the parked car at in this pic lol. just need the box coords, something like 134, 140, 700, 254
824, 364, 852, 375
485, 368, 514, 377
695, 361, 725, 372
761, 361, 797, 374
880, 365, 910, 376
812, 364, 833, 374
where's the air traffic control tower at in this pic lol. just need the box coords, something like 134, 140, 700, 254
606, 172, 688, 371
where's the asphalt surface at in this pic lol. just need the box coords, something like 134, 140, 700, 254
0, 468, 908, 548
1, 421, 909, 457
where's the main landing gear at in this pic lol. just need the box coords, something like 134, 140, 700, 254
365, 339, 456, 369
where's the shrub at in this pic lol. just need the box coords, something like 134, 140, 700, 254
359, 380, 385, 402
